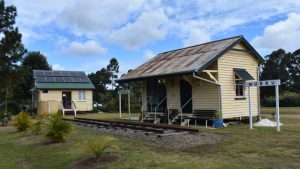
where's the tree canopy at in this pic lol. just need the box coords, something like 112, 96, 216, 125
0, 0, 26, 88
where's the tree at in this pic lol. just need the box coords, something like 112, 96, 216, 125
106, 58, 119, 90
16, 51, 51, 101
290, 49, 300, 92
88, 68, 111, 102
0, 0, 26, 113
260, 49, 290, 97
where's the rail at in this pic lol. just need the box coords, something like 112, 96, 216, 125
167, 101, 177, 124
154, 96, 167, 124
60, 101, 65, 116
71, 117, 199, 133
180, 97, 193, 123
71, 101, 77, 116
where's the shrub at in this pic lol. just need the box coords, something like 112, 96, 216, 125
32, 121, 42, 135
214, 111, 222, 120
86, 137, 116, 160
13, 112, 32, 131
262, 92, 300, 107
46, 113, 73, 143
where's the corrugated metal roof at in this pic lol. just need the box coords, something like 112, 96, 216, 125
35, 82, 95, 90
118, 35, 263, 82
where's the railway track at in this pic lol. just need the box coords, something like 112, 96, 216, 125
64, 117, 199, 135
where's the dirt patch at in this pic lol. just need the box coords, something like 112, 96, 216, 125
70, 154, 120, 169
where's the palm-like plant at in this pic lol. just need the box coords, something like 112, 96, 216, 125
86, 137, 116, 160
46, 113, 73, 143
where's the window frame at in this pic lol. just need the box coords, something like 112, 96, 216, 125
78, 90, 86, 101
234, 74, 246, 98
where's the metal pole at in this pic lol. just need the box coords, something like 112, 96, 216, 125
119, 93, 121, 119
128, 93, 131, 120
248, 86, 253, 129
275, 85, 280, 132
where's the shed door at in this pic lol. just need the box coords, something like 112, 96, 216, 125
180, 79, 192, 113
62, 91, 72, 109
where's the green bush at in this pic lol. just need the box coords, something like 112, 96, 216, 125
214, 111, 222, 119
262, 92, 300, 107
86, 137, 116, 160
13, 112, 32, 132
32, 121, 42, 135
46, 113, 73, 143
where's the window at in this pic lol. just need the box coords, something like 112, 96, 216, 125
78, 90, 86, 101
42, 90, 48, 93
235, 74, 244, 97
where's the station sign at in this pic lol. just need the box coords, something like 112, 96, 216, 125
118, 89, 130, 94
246, 79, 281, 87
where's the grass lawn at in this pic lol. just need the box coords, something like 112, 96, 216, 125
0, 116, 300, 169
261, 107, 300, 114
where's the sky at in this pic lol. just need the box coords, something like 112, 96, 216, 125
6, 0, 300, 75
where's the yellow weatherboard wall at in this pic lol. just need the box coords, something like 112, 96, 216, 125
37, 90, 93, 113
218, 42, 259, 118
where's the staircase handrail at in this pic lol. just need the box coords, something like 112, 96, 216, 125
71, 101, 77, 116
154, 96, 167, 124
60, 101, 65, 116
180, 97, 193, 123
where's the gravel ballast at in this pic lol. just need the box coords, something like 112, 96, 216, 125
75, 123, 222, 148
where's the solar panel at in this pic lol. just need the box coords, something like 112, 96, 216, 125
55, 77, 65, 82
44, 71, 53, 76
60, 71, 70, 76
35, 71, 44, 77
78, 72, 86, 77
36, 77, 46, 82
45, 77, 55, 82
80, 78, 90, 82
69, 72, 78, 77
72, 77, 81, 82
52, 71, 61, 76
64, 77, 73, 82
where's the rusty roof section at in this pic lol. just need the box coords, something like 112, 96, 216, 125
118, 35, 262, 82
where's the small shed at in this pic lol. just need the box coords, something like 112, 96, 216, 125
32, 70, 95, 115
117, 35, 264, 124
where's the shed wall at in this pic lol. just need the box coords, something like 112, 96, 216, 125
38, 90, 93, 112
218, 42, 259, 118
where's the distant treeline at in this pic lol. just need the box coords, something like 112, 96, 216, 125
260, 49, 300, 107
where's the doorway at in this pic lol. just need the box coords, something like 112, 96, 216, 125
180, 79, 192, 113
146, 79, 167, 112
62, 91, 72, 109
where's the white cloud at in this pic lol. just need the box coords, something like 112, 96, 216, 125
183, 29, 211, 47
144, 50, 156, 59
109, 9, 169, 50
60, 40, 107, 56
252, 12, 300, 52
8, 0, 300, 50
56, 0, 145, 36
52, 64, 65, 70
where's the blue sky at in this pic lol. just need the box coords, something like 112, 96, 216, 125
7, 0, 300, 75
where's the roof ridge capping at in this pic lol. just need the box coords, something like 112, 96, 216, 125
158, 35, 244, 55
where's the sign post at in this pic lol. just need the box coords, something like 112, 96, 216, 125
246, 79, 281, 131
248, 86, 253, 129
